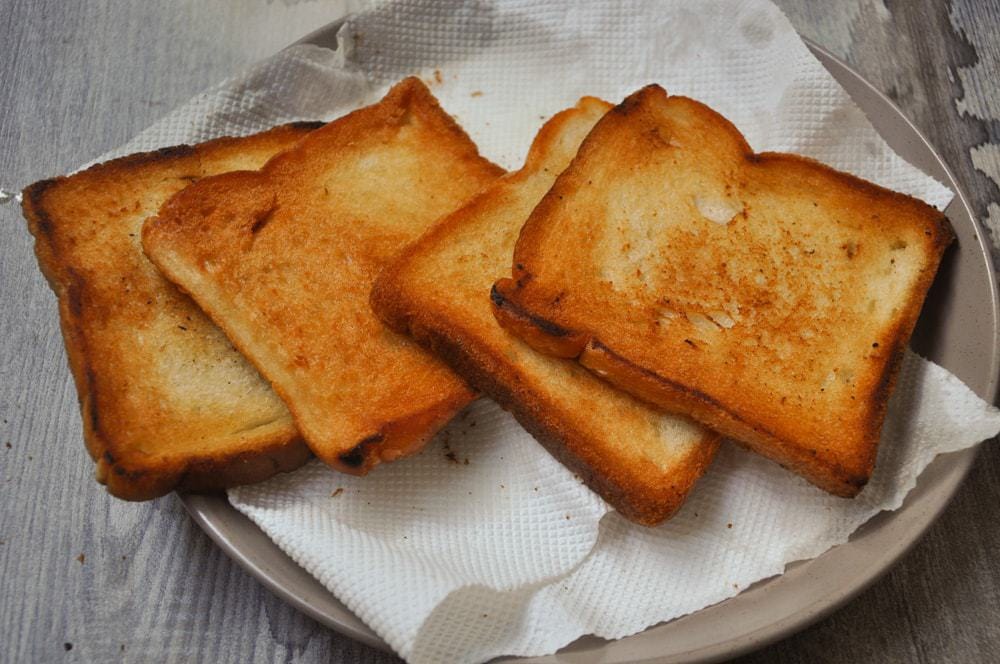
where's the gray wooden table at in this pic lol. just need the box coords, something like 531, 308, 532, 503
2, 1, 998, 662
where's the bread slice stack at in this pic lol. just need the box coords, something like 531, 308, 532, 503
24, 76, 950, 523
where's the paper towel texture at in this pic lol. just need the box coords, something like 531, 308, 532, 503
85, 1, 997, 662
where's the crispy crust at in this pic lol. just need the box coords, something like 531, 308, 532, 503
372, 99, 719, 525
21, 123, 320, 500
494, 85, 954, 497
94, 436, 312, 501
143, 78, 501, 474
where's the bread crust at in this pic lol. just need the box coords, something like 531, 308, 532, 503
143, 78, 502, 474
22, 124, 320, 500
494, 85, 954, 497
373, 98, 719, 525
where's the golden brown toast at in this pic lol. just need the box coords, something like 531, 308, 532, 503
143, 78, 502, 474
372, 98, 719, 525
22, 124, 319, 500
494, 85, 954, 497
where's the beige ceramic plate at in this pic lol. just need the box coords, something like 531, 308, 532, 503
182, 30, 1000, 663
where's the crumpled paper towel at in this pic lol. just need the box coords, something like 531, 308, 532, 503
88, 0, 999, 662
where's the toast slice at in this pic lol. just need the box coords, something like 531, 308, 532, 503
22, 124, 318, 500
143, 78, 502, 474
493, 85, 954, 497
372, 98, 719, 525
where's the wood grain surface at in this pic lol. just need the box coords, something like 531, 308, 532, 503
1, 1, 997, 662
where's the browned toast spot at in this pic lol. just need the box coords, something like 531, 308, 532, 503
338, 434, 385, 469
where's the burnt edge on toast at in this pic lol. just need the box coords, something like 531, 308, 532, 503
330, 387, 476, 474
493, 85, 955, 497
20, 123, 321, 500
143, 79, 498, 475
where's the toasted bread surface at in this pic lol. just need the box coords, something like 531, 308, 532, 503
22, 124, 319, 500
372, 98, 719, 525
494, 85, 954, 496
143, 78, 502, 474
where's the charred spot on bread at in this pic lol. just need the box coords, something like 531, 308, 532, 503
338, 432, 385, 468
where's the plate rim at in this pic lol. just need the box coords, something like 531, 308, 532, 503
181, 26, 1000, 664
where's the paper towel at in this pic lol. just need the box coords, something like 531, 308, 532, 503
230, 400, 609, 652
83, 1, 998, 662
